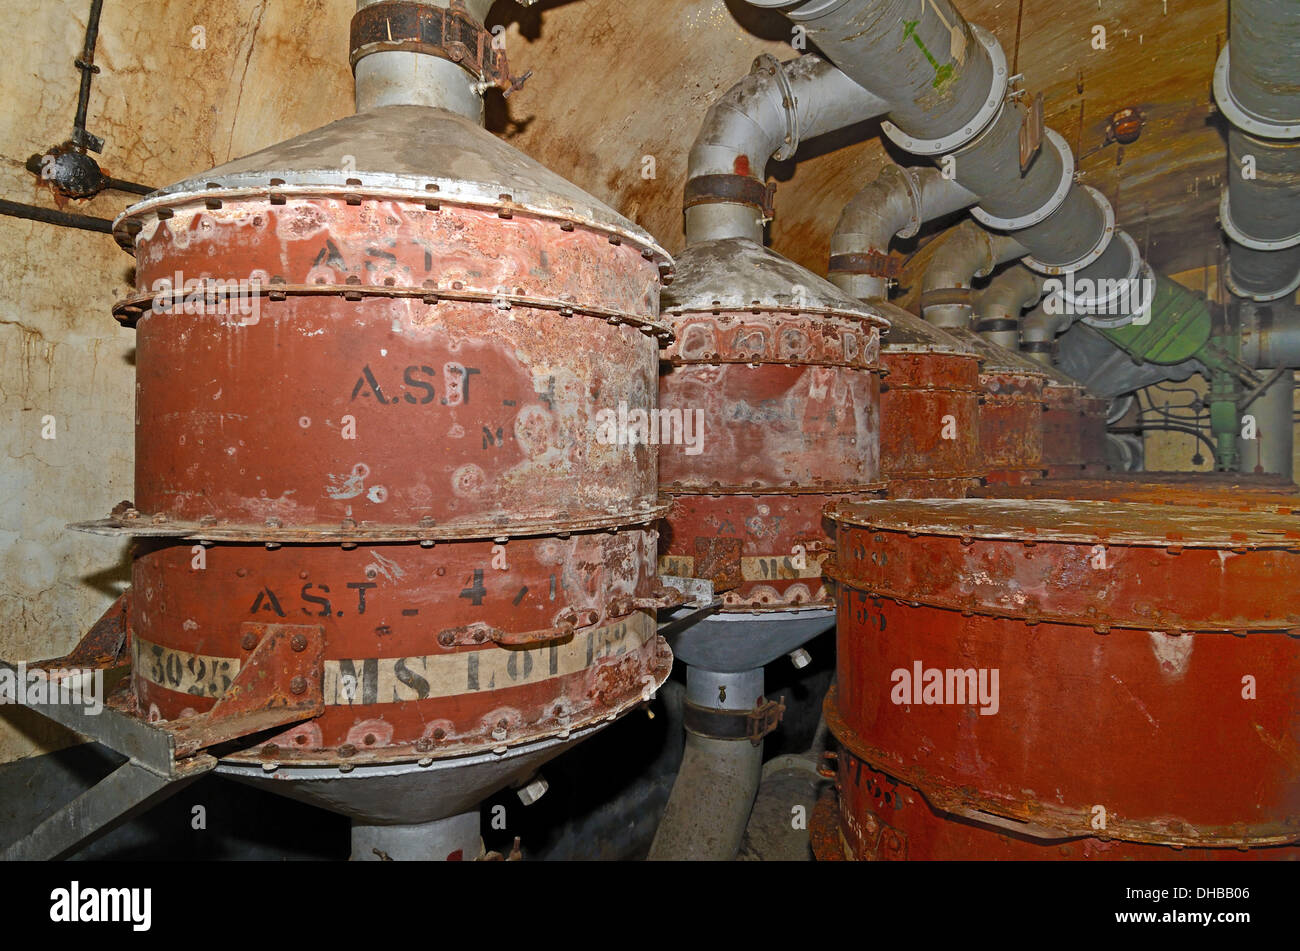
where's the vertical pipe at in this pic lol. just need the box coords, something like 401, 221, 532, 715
648, 667, 766, 861
1240, 371, 1294, 478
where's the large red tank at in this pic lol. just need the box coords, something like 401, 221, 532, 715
946, 330, 1047, 486
657, 238, 887, 612
873, 303, 983, 499
87, 101, 676, 788
818, 497, 1300, 859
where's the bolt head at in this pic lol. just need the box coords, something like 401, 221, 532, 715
290, 675, 308, 695
241, 633, 258, 650
290, 633, 308, 652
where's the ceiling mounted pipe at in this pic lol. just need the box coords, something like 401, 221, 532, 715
972, 263, 1043, 350
919, 219, 1027, 331
827, 164, 976, 301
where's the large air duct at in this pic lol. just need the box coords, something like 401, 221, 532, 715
1215, 0, 1300, 302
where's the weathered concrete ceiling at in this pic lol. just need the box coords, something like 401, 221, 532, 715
494, 0, 1230, 283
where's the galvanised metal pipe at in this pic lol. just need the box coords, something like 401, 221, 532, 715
743, 0, 993, 142
828, 165, 976, 300
1238, 370, 1294, 478
685, 55, 888, 245
1222, 131, 1300, 302
920, 219, 1027, 330
1214, 0, 1300, 301
648, 667, 766, 861
355, 0, 496, 120
1020, 302, 1070, 366
1241, 299, 1300, 368
974, 263, 1043, 350
745, 0, 1144, 316
1219, 0, 1300, 130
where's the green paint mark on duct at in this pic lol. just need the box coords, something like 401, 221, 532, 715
903, 20, 955, 90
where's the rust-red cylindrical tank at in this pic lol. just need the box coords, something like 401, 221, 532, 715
873, 303, 983, 499
657, 239, 888, 613
91, 91, 676, 817
818, 497, 1300, 860
946, 329, 1047, 486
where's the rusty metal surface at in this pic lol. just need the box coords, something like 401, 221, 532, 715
101, 100, 677, 771
1041, 382, 1087, 477
659, 494, 843, 611
809, 786, 848, 861
115, 195, 663, 534
944, 329, 1047, 484
658, 238, 885, 609
129, 527, 668, 761
976, 474, 1300, 512
880, 349, 983, 496
824, 497, 1300, 850
659, 360, 881, 493
829, 744, 1300, 860
1079, 395, 1110, 473
165, 621, 325, 757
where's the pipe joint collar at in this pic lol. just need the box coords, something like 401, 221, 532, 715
1023, 185, 1115, 276
750, 54, 802, 161
881, 26, 1007, 156
1227, 261, 1300, 304
1219, 188, 1300, 252
1214, 46, 1300, 141
971, 129, 1074, 231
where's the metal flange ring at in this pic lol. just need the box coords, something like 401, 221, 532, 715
880, 25, 1008, 157
894, 166, 927, 240
1219, 187, 1300, 251
1213, 46, 1300, 140
1042, 230, 1144, 329
1023, 185, 1115, 276
752, 53, 801, 162
970, 128, 1074, 231
1226, 258, 1300, 303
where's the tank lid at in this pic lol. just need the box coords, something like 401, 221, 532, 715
945, 328, 1048, 377
662, 238, 887, 327
113, 105, 672, 272
825, 497, 1300, 549
871, 301, 976, 355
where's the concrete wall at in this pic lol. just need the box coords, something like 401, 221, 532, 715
0, 0, 351, 763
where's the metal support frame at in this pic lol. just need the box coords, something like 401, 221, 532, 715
0, 597, 325, 859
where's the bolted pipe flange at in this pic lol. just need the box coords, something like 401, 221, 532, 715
880, 26, 1008, 157
970, 129, 1074, 232
1022, 186, 1115, 276
893, 166, 928, 240
1213, 45, 1300, 141
1042, 231, 1146, 330
1219, 187, 1300, 252
751, 53, 802, 162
